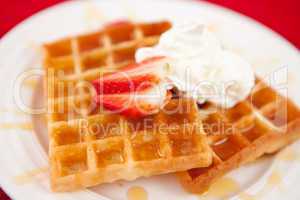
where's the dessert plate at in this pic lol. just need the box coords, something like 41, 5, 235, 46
0, 0, 299, 199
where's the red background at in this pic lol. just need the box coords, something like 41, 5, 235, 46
0, 0, 299, 199
1, 0, 300, 49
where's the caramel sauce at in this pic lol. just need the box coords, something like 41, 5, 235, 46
24, 79, 38, 88
127, 186, 148, 200
0, 108, 26, 115
277, 149, 299, 161
239, 192, 257, 200
13, 167, 48, 185
207, 24, 218, 33
0, 123, 33, 131
200, 177, 240, 199
251, 170, 284, 199
267, 171, 282, 186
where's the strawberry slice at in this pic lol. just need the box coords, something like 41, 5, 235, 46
93, 73, 160, 94
92, 57, 168, 94
93, 57, 171, 119
95, 87, 171, 119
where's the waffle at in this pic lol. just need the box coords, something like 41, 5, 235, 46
43, 21, 212, 192
177, 77, 300, 193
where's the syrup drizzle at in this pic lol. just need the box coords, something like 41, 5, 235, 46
239, 192, 257, 200
13, 167, 48, 185
252, 170, 283, 198
277, 149, 299, 161
127, 186, 148, 200
0, 122, 33, 131
0, 108, 26, 115
199, 177, 240, 199
23, 79, 38, 88
267, 171, 282, 186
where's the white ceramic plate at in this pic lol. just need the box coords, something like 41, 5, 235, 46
0, 0, 300, 199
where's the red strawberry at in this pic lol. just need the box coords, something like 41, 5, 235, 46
93, 73, 160, 94
93, 57, 171, 119
95, 86, 171, 119
92, 57, 168, 94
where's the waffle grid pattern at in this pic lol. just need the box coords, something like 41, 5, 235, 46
178, 78, 300, 193
43, 20, 300, 193
43, 21, 212, 192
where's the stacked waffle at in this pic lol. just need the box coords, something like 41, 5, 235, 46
178, 78, 300, 193
43, 21, 300, 192
43, 21, 211, 192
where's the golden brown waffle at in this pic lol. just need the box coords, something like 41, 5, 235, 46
177, 78, 300, 194
43, 21, 212, 192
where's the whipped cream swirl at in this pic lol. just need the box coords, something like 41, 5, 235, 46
135, 21, 255, 108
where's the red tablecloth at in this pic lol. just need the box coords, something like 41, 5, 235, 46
0, 0, 299, 199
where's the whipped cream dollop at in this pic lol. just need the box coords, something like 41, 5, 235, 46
135, 21, 255, 108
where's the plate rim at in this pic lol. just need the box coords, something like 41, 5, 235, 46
0, 0, 299, 200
